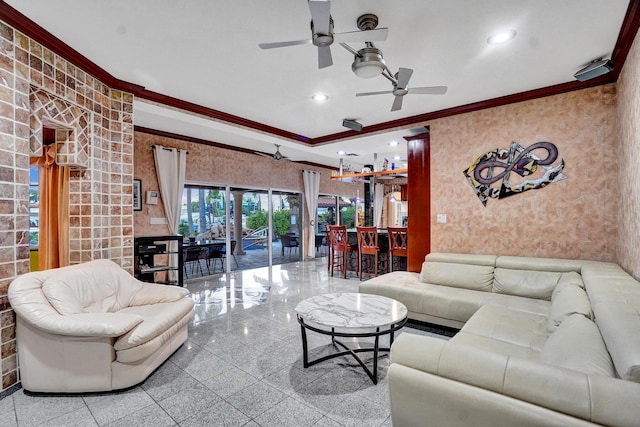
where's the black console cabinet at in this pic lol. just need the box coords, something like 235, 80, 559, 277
134, 235, 184, 286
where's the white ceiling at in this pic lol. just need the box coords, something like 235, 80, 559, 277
6, 0, 631, 169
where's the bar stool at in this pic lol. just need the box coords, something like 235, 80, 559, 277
328, 225, 358, 279
325, 224, 333, 272
356, 226, 388, 280
387, 227, 408, 271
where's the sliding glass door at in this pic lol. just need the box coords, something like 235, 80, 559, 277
180, 184, 303, 279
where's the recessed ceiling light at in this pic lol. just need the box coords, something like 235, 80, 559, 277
311, 93, 329, 102
393, 155, 401, 160
487, 29, 516, 44
337, 150, 347, 155
388, 141, 400, 146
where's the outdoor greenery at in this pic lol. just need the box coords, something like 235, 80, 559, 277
246, 209, 291, 237
183, 189, 226, 236
178, 220, 192, 237
340, 205, 356, 228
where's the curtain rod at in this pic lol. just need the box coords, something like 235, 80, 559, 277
151, 144, 189, 154
302, 169, 321, 174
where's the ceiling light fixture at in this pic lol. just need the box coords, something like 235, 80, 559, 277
352, 45, 386, 78
311, 93, 329, 102
393, 155, 401, 160
487, 29, 516, 44
388, 141, 399, 146
337, 150, 347, 155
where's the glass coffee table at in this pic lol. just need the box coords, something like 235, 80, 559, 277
295, 292, 408, 384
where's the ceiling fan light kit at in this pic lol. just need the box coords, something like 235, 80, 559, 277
352, 46, 386, 78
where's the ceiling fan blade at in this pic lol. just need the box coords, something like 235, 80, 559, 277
396, 67, 414, 89
259, 39, 312, 49
391, 95, 404, 111
408, 86, 448, 95
309, 0, 331, 35
334, 27, 389, 43
318, 45, 333, 68
356, 90, 393, 97
339, 42, 359, 56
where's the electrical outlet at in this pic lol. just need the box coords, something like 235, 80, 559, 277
436, 214, 447, 224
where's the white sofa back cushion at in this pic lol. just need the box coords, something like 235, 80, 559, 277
547, 284, 592, 332
42, 261, 143, 314
583, 263, 640, 382
419, 262, 494, 292
555, 271, 585, 290
492, 268, 562, 300
540, 315, 615, 378
425, 252, 497, 267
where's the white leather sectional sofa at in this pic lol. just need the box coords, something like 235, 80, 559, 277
8, 259, 194, 393
359, 253, 640, 427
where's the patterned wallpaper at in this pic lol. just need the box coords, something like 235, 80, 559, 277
616, 26, 640, 279
0, 20, 134, 393
427, 84, 619, 262
133, 131, 362, 237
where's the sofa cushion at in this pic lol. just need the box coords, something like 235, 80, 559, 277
450, 331, 540, 361
114, 298, 194, 351
555, 271, 585, 291
425, 253, 497, 267
419, 262, 494, 292
547, 284, 592, 332
42, 263, 143, 315
460, 305, 548, 352
540, 315, 615, 378
583, 263, 640, 382
492, 268, 561, 300
495, 256, 584, 273
360, 271, 549, 326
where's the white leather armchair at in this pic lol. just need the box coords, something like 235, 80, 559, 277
8, 259, 194, 393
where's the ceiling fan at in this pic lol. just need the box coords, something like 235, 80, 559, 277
335, 13, 447, 111
354, 66, 448, 112
258, 0, 389, 69
255, 144, 290, 161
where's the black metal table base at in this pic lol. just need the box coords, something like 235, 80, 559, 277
297, 315, 407, 384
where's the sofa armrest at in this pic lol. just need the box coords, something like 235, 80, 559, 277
23, 312, 143, 337
391, 333, 640, 427
128, 283, 190, 306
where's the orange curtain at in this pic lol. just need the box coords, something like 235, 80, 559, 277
30, 145, 70, 270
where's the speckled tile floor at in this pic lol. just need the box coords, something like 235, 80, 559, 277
2, 258, 447, 426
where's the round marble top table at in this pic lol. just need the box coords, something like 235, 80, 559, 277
295, 292, 407, 331
294, 292, 408, 384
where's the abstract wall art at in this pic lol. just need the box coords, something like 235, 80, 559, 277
463, 141, 567, 206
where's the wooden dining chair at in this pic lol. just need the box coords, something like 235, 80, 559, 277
387, 227, 408, 271
327, 225, 358, 279
356, 226, 388, 280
